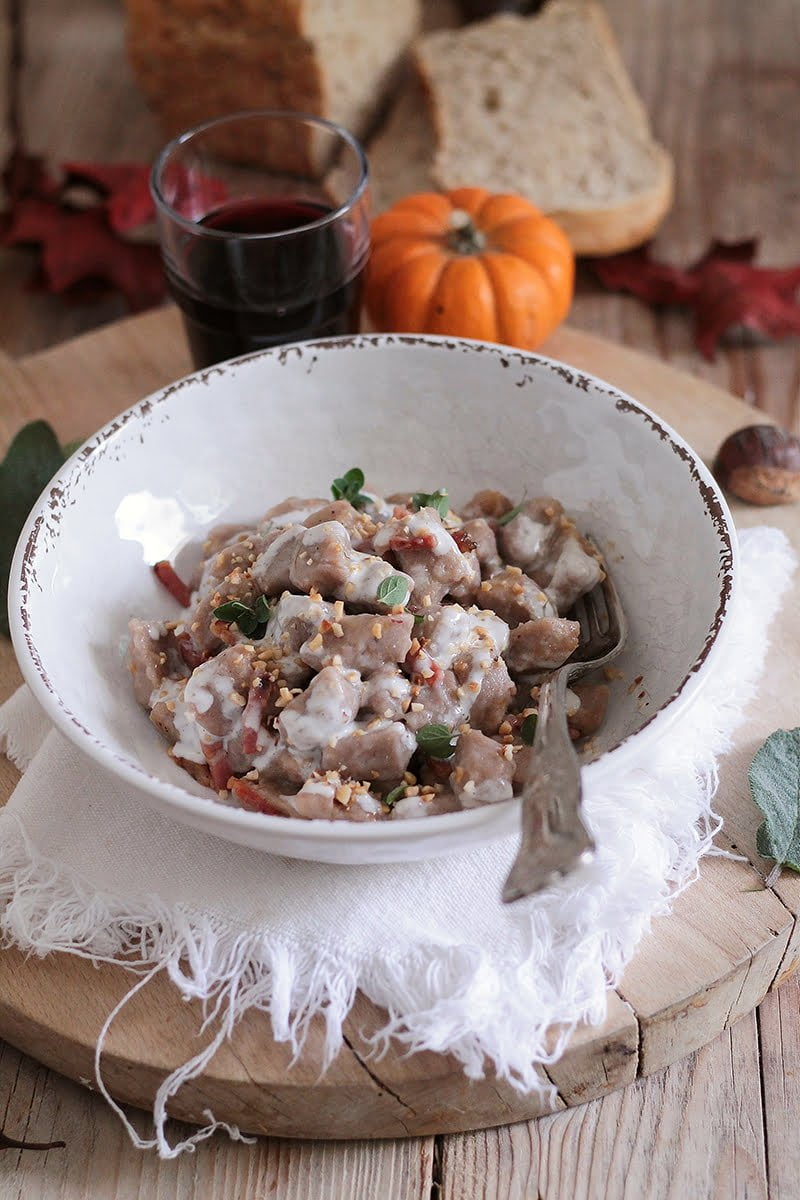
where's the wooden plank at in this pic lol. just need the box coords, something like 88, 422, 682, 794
0, 1043, 434, 1200
544, 991, 639, 1107
439, 1009, 769, 1200
757, 972, 800, 1200
618, 855, 793, 1077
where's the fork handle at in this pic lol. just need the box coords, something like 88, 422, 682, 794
502, 668, 595, 904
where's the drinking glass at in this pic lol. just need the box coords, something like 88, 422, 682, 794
151, 109, 370, 368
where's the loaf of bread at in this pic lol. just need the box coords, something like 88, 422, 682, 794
125, 0, 421, 149
413, 1, 674, 254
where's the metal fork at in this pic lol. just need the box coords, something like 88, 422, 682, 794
502, 555, 628, 904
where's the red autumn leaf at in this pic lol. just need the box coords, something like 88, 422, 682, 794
2, 195, 61, 243
3, 196, 164, 310
62, 161, 154, 233
592, 240, 800, 361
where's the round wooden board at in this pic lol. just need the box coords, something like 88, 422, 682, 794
0, 312, 798, 1140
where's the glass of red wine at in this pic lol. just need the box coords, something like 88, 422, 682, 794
151, 109, 370, 368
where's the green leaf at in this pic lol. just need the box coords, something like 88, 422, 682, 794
520, 713, 538, 745
411, 489, 449, 519
253, 594, 272, 623
331, 466, 369, 509
749, 728, 800, 877
413, 613, 426, 626
383, 783, 407, 809
0, 420, 68, 639
497, 496, 527, 527
213, 596, 271, 640
61, 437, 85, 459
416, 723, 457, 759
376, 574, 409, 608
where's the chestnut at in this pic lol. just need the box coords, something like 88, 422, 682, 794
713, 425, 800, 506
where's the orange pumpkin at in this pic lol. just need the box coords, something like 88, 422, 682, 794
365, 187, 574, 349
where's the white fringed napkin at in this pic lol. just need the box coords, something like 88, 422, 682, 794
0, 527, 795, 1157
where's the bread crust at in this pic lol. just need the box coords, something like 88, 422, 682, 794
547, 147, 675, 257
411, 0, 675, 254
124, 0, 421, 148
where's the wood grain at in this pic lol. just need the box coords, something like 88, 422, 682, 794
0, 1041, 435, 1200
440, 1003, 772, 1200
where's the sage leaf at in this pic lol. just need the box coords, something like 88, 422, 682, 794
331, 466, 369, 509
416, 723, 457, 759
383, 783, 407, 809
411, 489, 449, 519
749, 728, 800, 876
213, 596, 271, 640
253, 594, 272, 623
497, 496, 527, 527
520, 713, 538, 745
376, 574, 409, 608
0, 420, 68, 638
61, 437, 85, 459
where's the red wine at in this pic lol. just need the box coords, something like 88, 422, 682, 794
165, 197, 366, 368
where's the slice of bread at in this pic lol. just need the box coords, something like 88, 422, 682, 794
414, 1, 674, 254
125, 0, 420, 151
368, 73, 438, 214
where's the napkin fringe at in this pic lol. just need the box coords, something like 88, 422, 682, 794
0, 806, 563, 1154
0, 788, 719, 1155
0, 528, 796, 1157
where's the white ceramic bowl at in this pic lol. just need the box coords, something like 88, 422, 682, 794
9, 335, 736, 864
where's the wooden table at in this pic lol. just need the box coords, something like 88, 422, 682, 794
0, 1, 799, 1197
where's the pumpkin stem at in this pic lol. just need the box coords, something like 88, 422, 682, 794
447, 208, 486, 255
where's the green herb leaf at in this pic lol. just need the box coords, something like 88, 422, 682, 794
416, 723, 457, 759
749, 728, 800, 878
0, 420, 69, 639
411, 489, 449, 519
413, 613, 426, 626
497, 496, 527, 527
383, 784, 407, 809
61, 437, 85, 459
376, 574, 410, 608
520, 713, 538, 745
213, 596, 271, 640
253, 594, 272, 623
331, 466, 369, 509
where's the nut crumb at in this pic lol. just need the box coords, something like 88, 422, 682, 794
335, 784, 353, 806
